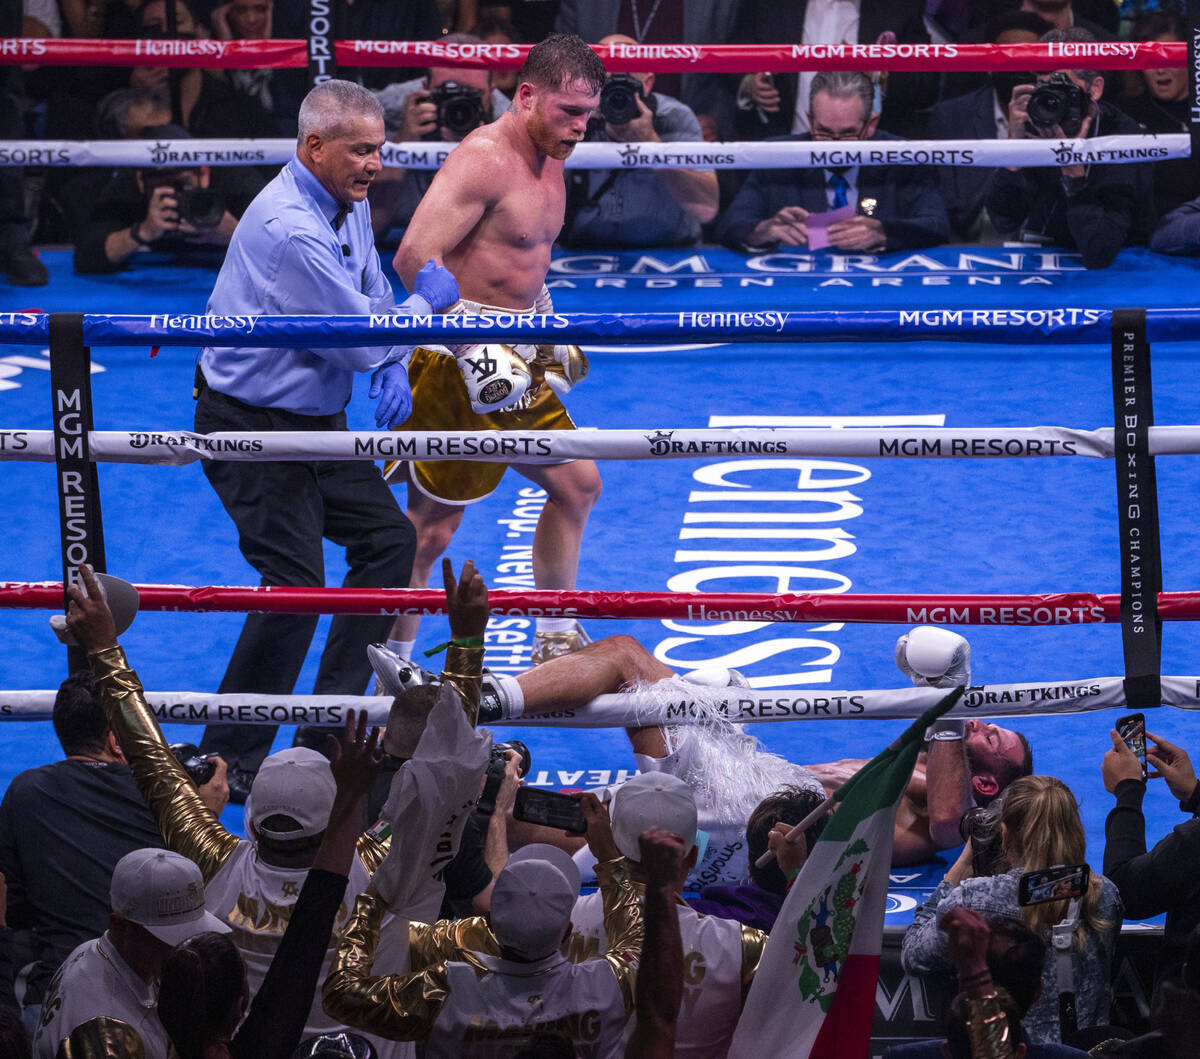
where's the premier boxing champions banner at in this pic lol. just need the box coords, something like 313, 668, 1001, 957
10, 426, 1200, 466
0, 135, 1187, 170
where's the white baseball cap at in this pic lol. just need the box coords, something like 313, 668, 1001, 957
248, 747, 337, 841
110, 849, 229, 946
490, 844, 581, 961
609, 772, 698, 862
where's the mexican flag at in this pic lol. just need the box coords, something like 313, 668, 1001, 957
728, 688, 963, 1059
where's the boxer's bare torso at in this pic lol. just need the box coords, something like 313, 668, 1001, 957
806, 755, 938, 866
395, 82, 598, 309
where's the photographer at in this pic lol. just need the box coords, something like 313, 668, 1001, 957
1101, 726, 1200, 997
901, 776, 1120, 1045
984, 27, 1154, 270
558, 33, 718, 249
73, 124, 255, 274
371, 34, 508, 238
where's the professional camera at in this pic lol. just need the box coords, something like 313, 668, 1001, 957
169, 742, 217, 786
426, 81, 486, 138
598, 72, 656, 127
475, 739, 531, 817
174, 185, 225, 228
1024, 73, 1090, 137
142, 170, 226, 229
959, 805, 1007, 877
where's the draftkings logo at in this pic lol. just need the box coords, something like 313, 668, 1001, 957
645, 429, 675, 455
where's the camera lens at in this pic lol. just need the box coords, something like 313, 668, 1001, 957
600, 76, 642, 126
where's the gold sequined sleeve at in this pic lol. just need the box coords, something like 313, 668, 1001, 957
88, 646, 240, 881
408, 915, 499, 969
356, 832, 387, 875
595, 857, 641, 1015
739, 923, 768, 1003
323, 892, 461, 1039
440, 644, 484, 726
965, 987, 1021, 1058
57, 1016, 146, 1059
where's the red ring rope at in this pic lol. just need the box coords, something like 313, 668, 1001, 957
4, 581, 1200, 624
0, 39, 1182, 72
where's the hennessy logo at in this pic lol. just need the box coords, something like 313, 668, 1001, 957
645, 429, 675, 455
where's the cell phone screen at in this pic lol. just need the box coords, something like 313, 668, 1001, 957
1116, 712, 1147, 779
513, 787, 587, 833
1018, 863, 1090, 905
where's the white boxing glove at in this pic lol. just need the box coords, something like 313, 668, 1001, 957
456, 343, 531, 413
535, 344, 589, 396
895, 625, 971, 688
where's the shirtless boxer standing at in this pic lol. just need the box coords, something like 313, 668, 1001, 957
381, 34, 608, 667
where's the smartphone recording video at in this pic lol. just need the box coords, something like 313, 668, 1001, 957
1018, 863, 1090, 905
1116, 712, 1148, 781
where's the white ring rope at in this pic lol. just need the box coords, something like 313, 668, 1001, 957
5, 426, 1200, 465
0, 134, 1187, 170
0, 676, 1195, 726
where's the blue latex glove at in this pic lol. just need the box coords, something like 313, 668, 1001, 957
369, 360, 412, 428
412, 258, 459, 311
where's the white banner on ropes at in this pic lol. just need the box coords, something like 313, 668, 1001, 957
5, 426, 1200, 465
0, 134, 1187, 170
2, 677, 1197, 726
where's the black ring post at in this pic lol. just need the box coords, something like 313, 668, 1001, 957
308, 0, 337, 88
48, 313, 106, 671
1111, 309, 1162, 708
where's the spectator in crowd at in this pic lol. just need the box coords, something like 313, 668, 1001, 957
687, 784, 828, 932
0, 0, 46, 287
901, 776, 1122, 1045
919, 11, 1052, 241
73, 124, 253, 274
131, 0, 278, 144
886, 909, 1091, 1057
0, 670, 190, 1031
1150, 195, 1200, 256
371, 34, 510, 239
1100, 725, 1200, 995
626, 828, 687, 1059
565, 772, 766, 1058
479, 1, 556, 47
718, 72, 950, 253
323, 800, 642, 1057
154, 712, 379, 1059
984, 27, 1154, 270
556, 0, 741, 141
559, 34, 718, 248
729, 0, 935, 138
1118, 12, 1195, 222
32, 848, 230, 1059
471, 15, 522, 97
62, 556, 489, 1045
1021, 0, 1116, 37
209, 0, 294, 137
190, 79, 459, 797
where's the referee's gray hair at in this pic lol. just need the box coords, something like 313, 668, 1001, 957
809, 71, 874, 122
297, 79, 384, 143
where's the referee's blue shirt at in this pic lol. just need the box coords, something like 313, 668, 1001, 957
200, 155, 428, 416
